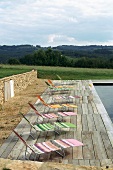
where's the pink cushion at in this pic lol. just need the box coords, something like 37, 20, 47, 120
63, 112, 77, 116
62, 139, 83, 147
35, 143, 51, 152
69, 96, 75, 99
44, 114, 53, 118
54, 140, 70, 148
43, 141, 60, 151
57, 112, 67, 116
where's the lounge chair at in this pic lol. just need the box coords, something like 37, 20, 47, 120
52, 94, 81, 103
28, 102, 77, 122
28, 102, 59, 122
13, 130, 83, 160
37, 95, 77, 110
45, 81, 72, 93
20, 112, 76, 137
47, 79, 74, 89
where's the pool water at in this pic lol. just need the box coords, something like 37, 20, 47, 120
94, 85, 113, 123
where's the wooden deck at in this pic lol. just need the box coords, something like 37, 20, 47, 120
0, 80, 113, 167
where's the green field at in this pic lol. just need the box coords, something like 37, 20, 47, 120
0, 64, 113, 80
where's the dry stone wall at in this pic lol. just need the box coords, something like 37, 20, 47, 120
0, 70, 37, 105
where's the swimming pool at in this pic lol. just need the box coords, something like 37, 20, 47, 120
94, 84, 113, 123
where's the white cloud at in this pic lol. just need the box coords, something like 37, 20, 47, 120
0, 0, 113, 46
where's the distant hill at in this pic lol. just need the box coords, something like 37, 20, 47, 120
0, 45, 41, 63
0, 44, 113, 63
53, 45, 113, 58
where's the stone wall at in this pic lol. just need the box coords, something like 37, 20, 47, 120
0, 70, 37, 104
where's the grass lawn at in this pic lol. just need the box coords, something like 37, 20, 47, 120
0, 64, 113, 80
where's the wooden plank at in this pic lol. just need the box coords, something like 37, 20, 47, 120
77, 103, 83, 115
76, 114, 82, 131
93, 114, 106, 132
87, 103, 94, 114
70, 113, 77, 129
2, 124, 30, 159
0, 118, 28, 157
72, 159, 79, 165
84, 160, 90, 166
82, 96, 88, 104
90, 159, 101, 166
87, 114, 96, 131
79, 159, 90, 166
100, 132, 113, 159
82, 103, 88, 114
65, 131, 74, 164
92, 131, 107, 160
91, 101, 99, 114
82, 115, 88, 131
7, 126, 31, 160
73, 131, 83, 159
107, 131, 113, 148
96, 104, 113, 131
79, 160, 85, 166
100, 159, 113, 167
82, 131, 95, 159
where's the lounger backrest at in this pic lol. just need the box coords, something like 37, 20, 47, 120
48, 79, 55, 87
37, 95, 49, 107
13, 130, 34, 152
45, 81, 51, 86
28, 102, 43, 117
20, 112, 36, 130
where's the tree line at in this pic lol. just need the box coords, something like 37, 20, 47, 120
8, 48, 113, 69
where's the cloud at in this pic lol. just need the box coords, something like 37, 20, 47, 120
0, 0, 113, 46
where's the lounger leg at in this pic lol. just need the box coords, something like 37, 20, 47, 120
29, 127, 36, 139
57, 116, 63, 122
54, 126, 61, 135
55, 149, 65, 158
25, 146, 29, 160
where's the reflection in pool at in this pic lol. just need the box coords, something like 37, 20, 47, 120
94, 85, 113, 123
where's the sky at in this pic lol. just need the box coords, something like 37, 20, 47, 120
0, 0, 113, 47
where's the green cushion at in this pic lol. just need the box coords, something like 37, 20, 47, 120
37, 123, 54, 131
61, 122, 76, 128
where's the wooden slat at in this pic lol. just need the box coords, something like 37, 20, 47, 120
93, 114, 106, 132
0, 118, 28, 157
107, 131, 113, 148
82, 103, 88, 114
87, 114, 96, 131
96, 104, 113, 131
82, 115, 88, 131
87, 103, 94, 114
92, 131, 107, 160
72, 159, 79, 165
73, 131, 83, 159
90, 159, 101, 166
82, 131, 95, 159
76, 114, 82, 131
100, 159, 113, 167
91, 101, 99, 114
79, 159, 90, 166
100, 132, 113, 159
65, 131, 74, 164
82, 96, 88, 104
77, 103, 83, 115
